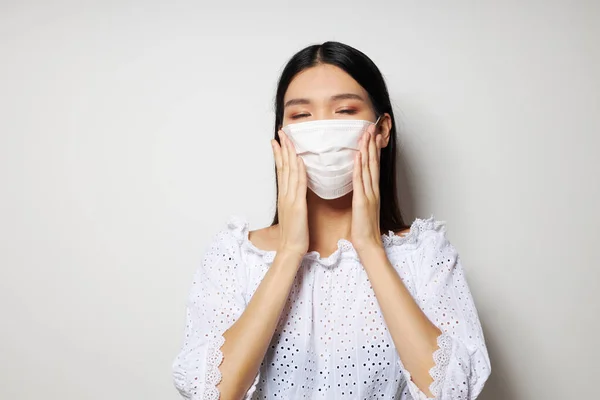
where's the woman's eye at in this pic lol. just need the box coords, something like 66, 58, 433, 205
291, 113, 310, 119
338, 109, 358, 114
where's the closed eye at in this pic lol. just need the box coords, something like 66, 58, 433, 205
291, 113, 310, 119
290, 109, 357, 119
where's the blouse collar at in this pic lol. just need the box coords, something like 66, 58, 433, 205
226, 214, 445, 267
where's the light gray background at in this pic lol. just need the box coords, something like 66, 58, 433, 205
1, 1, 598, 399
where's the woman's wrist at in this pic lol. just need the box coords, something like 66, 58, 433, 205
274, 248, 305, 268
356, 243, 387, 268
355, 238, 384, 255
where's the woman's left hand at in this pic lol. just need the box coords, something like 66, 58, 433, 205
351, 122, 384, 253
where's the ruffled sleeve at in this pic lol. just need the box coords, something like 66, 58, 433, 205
172, 226, 260, 399
399, 219, 491, 399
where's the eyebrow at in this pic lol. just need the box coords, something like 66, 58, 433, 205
283, 93, 365, 108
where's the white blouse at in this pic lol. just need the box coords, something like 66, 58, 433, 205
172, 215, 491, 400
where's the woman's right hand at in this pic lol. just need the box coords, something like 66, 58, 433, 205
271, 130, 309, 260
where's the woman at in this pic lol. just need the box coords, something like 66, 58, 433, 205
172, 41, 491, 400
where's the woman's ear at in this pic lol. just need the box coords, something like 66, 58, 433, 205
377, 113, 392, 148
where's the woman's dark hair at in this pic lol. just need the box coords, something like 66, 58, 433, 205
271, 41, 409, 234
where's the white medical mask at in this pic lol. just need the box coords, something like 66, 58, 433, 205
281, 116, 381, 200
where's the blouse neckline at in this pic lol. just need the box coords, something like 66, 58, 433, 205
227, 214, 443, 267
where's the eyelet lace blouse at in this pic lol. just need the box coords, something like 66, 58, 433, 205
172, 215, 491, 399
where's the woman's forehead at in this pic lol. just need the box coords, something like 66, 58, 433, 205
284, 64, 366, 102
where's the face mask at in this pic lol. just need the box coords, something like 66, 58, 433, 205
281, 116, 381, 200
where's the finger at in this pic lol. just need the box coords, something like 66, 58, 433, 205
279, 131, 289, 196
297, 156, 307, 200
286, 134, 299, 199
361, 130, 373, 195
368, 125, 380, 196
353, 151, 365, 201
272, 139, 283, 189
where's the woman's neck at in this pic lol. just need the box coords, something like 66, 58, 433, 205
306, 190, 353, 256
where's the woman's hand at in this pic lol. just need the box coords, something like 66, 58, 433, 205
351, 123, 384, 253
272, 130, 309, 260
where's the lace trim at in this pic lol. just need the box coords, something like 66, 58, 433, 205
203, 335, 225, 400
226, 214, 446, 266
382, 216, 446, 247
428, 332, 453, 397
245, 371, 261, 398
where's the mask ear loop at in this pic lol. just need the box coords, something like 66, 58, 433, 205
373, 115, 382, 134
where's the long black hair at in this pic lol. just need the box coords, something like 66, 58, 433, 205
271, 41, 409, 234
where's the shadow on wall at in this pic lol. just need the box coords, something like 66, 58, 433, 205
476, 314, 516, 400
394, 137, 514, 400
394, 140, 416, 225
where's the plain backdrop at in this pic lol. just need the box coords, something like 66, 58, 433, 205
1, 1, 598, 399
